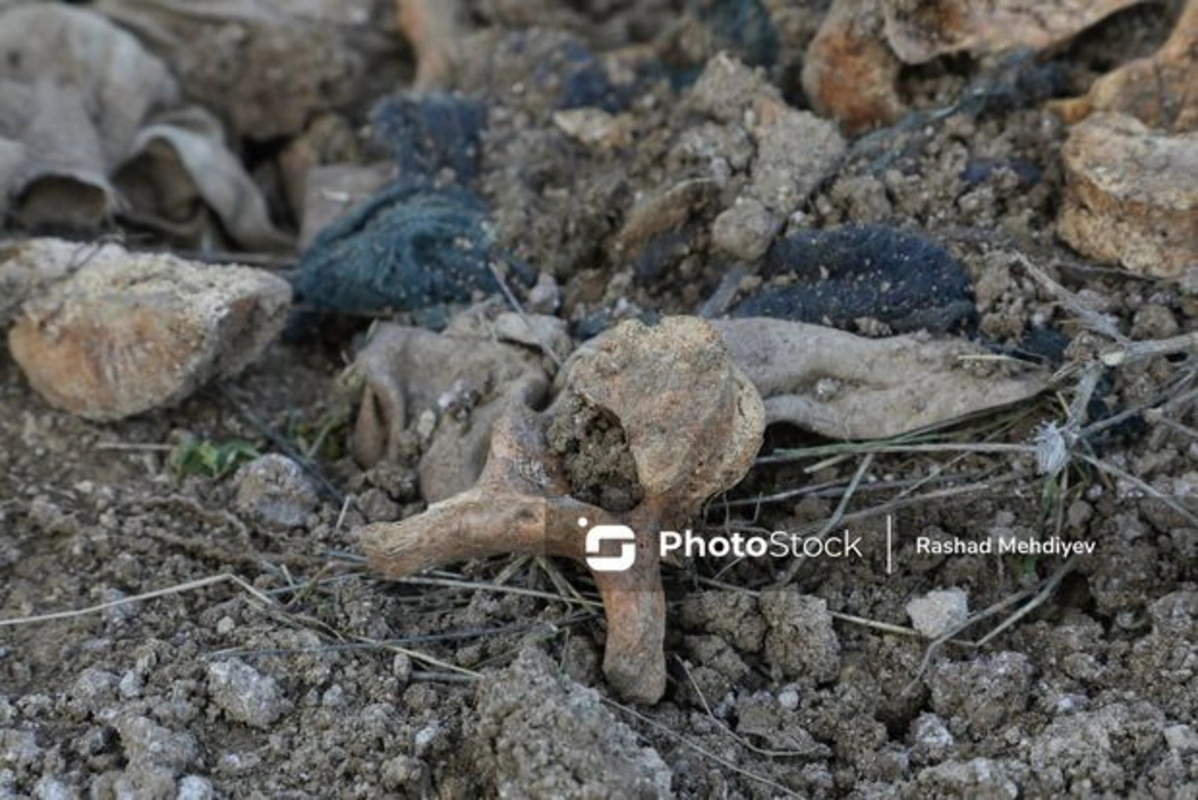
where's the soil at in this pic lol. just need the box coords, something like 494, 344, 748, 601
2, 1, 1196, 798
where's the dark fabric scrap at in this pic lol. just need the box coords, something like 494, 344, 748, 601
729, 225, 976, 333
293, 181, 533, 315
369, 92, 486, 186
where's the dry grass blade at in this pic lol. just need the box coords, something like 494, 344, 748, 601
0, 573, 274, 628
1080, 453, 1198, 528
675, 656, 818, 759
904, 555, 1078, 695
602, 700, 803, 799
778, 453, 874, 586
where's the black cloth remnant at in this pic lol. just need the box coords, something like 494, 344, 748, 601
369, 92, 486, 186
293, 181, 533, 316
499, 31, 628, 112
728, 225, 976, 334
694, 0, 779, 68
961, 158, 1042, 188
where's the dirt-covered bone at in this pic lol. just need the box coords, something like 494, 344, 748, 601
360, 317, 765, 704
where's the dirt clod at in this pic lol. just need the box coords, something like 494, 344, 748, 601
472, 648, 672, 799
760, 589, 841, 682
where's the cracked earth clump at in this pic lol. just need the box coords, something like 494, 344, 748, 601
546, 391, 645, 513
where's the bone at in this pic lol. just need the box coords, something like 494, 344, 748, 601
360, 317, 765, 703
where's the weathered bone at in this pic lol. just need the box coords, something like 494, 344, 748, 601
360, 317, 765, 703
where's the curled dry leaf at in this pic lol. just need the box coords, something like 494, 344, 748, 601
360, 317, 766, 703
711, 317, 1049, 439
347, 321, 552, 503
6, 239, 291, 421
0, 4, 292, 249
94, 0, 391, 142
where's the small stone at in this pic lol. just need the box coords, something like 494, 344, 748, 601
233, 454, 320, 530
712, 198, 781, 262
112, 715, 197, 773
31, 776, 75, 800
6, 240, 290, 421
906, 588, 970, 639
473, 648, 672, 798
908, 712, 957, 766
392, 653, 413, 685
381, 755, 426, 791
176, 775, 215, 800
686, 52, 777, 124
777, 686, 800, 711
749, 108, 845, 215
216, 616, 235, 636
1164, 724, 1198, 754
207, 659, 287, 729
553, 108, 632, 149
1058, 113, 1198, 277
117, 670, 144, 700
929, 652, 1033, 735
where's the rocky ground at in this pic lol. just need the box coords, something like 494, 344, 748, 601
1, 0, 1197, 798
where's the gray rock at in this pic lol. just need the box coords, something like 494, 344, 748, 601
749, 107, 845, 215
906, 588, 970, 639
233, 454, 320, 529
908, 712, 957, 766
113, 715, 197, 774
176, 775, 215, 800
914, 757, 1023, 799
472, 648, 672, 799
31, 776, 76, 800
711, 197, 781, 262
0, 729, 40, 770
207, 659, 287, 729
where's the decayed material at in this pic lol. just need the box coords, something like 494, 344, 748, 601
0, 4, 291, 249
346, 319, 553, 504
804, 0, 1146, 132
712, 317, 1050, 439
1054, 0, 1198, 133
1057, 114, 1198, 278
6, 239, 291, 421
360, 317, 765, 704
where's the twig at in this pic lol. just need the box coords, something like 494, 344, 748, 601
219, 385, 346, 504
386, 575, 604, 608
904, 555, 1077, 695
757, 441, 1035, 466
974, 556, 1078, 648
1080, 453, 1198, 528
1014, 253, 1128, 344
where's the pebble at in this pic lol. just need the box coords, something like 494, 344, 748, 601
207, 659, 287, 729
176, 775, 215, 800
906, 588, 970, 639
233, 454, 320, 530
711, 198, 781, 262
